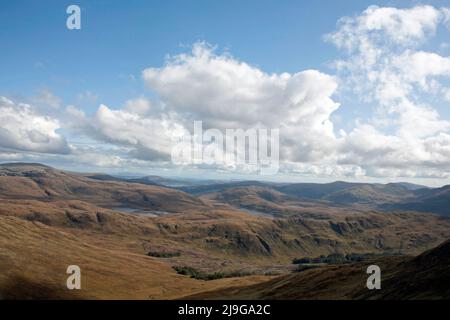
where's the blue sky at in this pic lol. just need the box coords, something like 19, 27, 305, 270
1, 0, 444, 109
1, 1, 450, 185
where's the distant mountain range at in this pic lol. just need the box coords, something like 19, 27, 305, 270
180, 180, 450, 217
2, 162, 449, 217
86, 172, 232, 188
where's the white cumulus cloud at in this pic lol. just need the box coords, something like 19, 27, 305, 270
143, 42, 340, 163
0, 97, 70, 154
325, 5, 450, 179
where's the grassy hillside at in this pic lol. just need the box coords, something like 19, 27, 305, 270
0, 215, 269, 299
186, 240, 450, 300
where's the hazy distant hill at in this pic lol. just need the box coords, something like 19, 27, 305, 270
183, 180, 419, 204
383, 185, 450, 216
179, 180, 277, 195
276, 181, 420, 205
86, 172, 237, 188
390, 182, 430, 191
321, 183, 414, 205
184, 179, 450, 217
276, 181, 360, 199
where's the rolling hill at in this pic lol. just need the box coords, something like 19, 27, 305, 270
0, 163, 206, 212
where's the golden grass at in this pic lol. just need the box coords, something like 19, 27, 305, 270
0, 215, 271, 299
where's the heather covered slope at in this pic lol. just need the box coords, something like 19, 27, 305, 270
0, 215, 270, 299
186, 240, 450, 300
361, 239, 450, 299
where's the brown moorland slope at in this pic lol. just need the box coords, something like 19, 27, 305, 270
186, 240, 450, 300
0, 215, 271, 299
1, 197, 449, 265
0, 163, 206, 212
